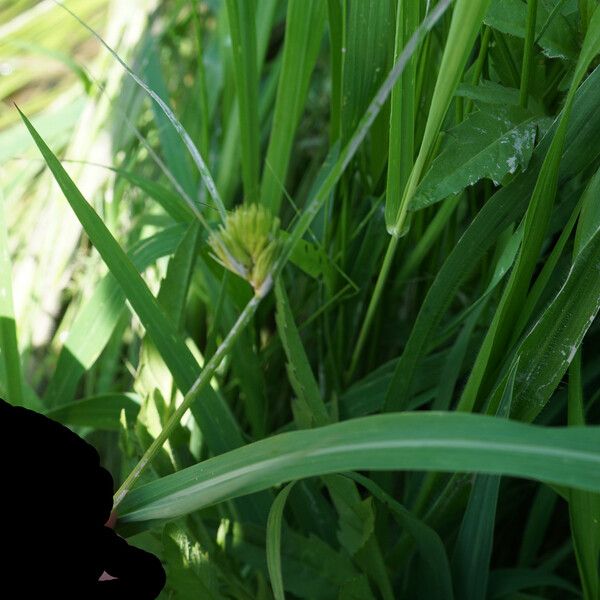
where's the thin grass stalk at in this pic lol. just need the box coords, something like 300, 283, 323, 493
464, 25, 491, 115
192, 4, 210, 160
113, 289, 267, 506
520, 0, 538, 108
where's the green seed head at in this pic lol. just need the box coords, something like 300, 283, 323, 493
208, 204, 281, 294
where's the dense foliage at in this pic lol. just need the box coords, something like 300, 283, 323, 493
1, 1, 600, 598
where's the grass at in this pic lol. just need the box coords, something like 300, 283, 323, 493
2, 0, 600, 598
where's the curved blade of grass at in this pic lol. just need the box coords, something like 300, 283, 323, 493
18, 110, 244, 459
575, 165, 600, 253
267, 482, 296, 600
508, 190, 584, 349
119, 412, 600, 523
44, 393, 140, 430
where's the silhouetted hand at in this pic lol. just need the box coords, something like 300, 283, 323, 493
0, 397, 166, 599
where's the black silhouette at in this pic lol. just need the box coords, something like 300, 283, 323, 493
0, 397, 166, 598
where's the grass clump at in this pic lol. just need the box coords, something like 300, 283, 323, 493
2, 1, 600, 599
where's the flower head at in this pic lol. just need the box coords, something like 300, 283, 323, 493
208, 204, 281, 294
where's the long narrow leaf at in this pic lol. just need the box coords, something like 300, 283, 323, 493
119, 412, 600, 523
19, 109, 244, 457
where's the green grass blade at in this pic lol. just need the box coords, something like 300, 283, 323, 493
144, 38, 196, 198
519, 0, 538, 108
274, 278, 330, 428
56, 1, 226, 221
156, 223, 200, 331
388, 0, 492, 236
327, 0, 343, 144
384, 0, 419, 230
0, 190, 24, 406
19, 109, 244, 457
492, 222, 600, 421
340, 0, 394, 145
191, 6, 211, 160
568, 351, 600, 600
266, 482, 296, 600
451, 362, 517, 600
509, 190, 583, 344
260, 0, 325, 214
44, 393, 140, 430
225, 0, 260, 203
43, 225, 185, 407
575, 165, 600, 253
568, 179, 600, 600
119, 412, 600, 523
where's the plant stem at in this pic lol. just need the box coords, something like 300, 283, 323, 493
113, 287, 268, 507
520, 0, 538, 108
347, 234, 399, 381
464, 26, 491, 115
